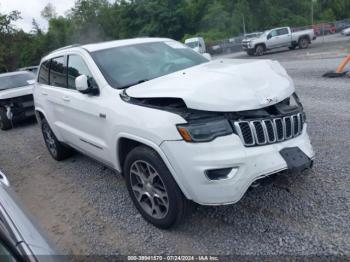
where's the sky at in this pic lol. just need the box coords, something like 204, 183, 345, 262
0, 0, 76, 32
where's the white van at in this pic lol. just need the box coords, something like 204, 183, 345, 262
185, 37, 206, 54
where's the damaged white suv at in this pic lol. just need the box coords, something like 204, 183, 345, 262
34, 38, 314, 228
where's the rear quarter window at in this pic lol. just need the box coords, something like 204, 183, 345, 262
38, 60, 50, 85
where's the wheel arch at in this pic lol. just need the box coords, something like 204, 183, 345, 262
298, 35, 311, 43
254, 42, 266, 50
34, 109, 47, 124
115, 134, 191, 200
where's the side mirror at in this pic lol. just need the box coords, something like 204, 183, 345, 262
76, 75, 99, 95
76, 75, 90, 93
203, 53, 212, 60
267, 34, 272, 40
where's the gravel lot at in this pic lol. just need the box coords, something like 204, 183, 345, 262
0, 34, 349, 256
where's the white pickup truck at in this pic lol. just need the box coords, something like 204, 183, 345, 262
242, 26, 316, 56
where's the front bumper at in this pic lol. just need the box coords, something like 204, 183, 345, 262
11, 104, 35, 122
160, 125, 314, 205
242, 42, 253, 51
1, 95, 35, 123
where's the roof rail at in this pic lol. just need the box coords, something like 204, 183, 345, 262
48, 44, 81, 55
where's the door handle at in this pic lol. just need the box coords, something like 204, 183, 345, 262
41, 92, 48, 96
62, 96, 70, 102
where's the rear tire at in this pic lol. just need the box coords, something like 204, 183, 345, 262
255, 45, 265, 56
0, 107, 12, 131
298, 38, 309, 49
124, 146, 188, 229
41, 118, 73, 161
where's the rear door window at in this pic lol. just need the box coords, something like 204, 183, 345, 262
277, 28, 289, 35
49, 57, 66, 88
0, 218, 17, 262
0, 241, 16, 262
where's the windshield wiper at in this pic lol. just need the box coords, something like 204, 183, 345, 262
119, 79, 149, 89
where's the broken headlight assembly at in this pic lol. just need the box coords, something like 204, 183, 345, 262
177, 119, 233, 142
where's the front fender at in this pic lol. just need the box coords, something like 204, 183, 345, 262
113, 133, 191, 199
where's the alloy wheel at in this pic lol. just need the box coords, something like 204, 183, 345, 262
43, 124, 57, 157
300, 39, 308, 48
129, 160, 169, 219
256, 46, 264, 56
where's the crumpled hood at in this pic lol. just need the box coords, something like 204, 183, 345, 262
126, 59, 294, 112
0, 85, 33, 100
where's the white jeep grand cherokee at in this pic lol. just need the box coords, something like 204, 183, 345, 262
34, 38, 314, 228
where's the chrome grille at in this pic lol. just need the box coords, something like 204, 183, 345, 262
233, 113, 305, 147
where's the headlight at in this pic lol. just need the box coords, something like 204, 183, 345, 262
177, 119, 233, 142
289, 93, 299, 107
290, 93, 303, 109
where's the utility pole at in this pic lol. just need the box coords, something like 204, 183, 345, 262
311, 0, 317, 26
242, 14, 246, 36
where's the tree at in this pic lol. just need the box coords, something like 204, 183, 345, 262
0, 10, 21, 33
31, 19, 42, 35
41, 3, 57, 21
1, 0, 350, 73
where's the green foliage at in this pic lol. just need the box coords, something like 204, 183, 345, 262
0, 0, 349, 72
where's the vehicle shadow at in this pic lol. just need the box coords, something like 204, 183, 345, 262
12, 117, 37, 129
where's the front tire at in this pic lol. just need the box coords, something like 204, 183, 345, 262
41, 118, 73, 161
124, 146, 187, 229
255, 45, 265, 56
0, 107, 12, 131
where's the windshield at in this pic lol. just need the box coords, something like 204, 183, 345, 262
185, 41, 199, 48
0, 72, 34, 91
261, 30, 270, 37
91, 41, 208, 89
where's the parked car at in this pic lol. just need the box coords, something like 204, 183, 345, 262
242, 26, 316, 56
335, 20, 350, 32
221, 38, 243, 53
184, 37, 206, 54
18, 66, 39, 75
314, 23, 337, 36
34, 38, 315, 228
341, 27, 350, 36
208, 43, 223, 55
208, 37, 243, 55
0, 170, 59, 261
0, 71, 36, 130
